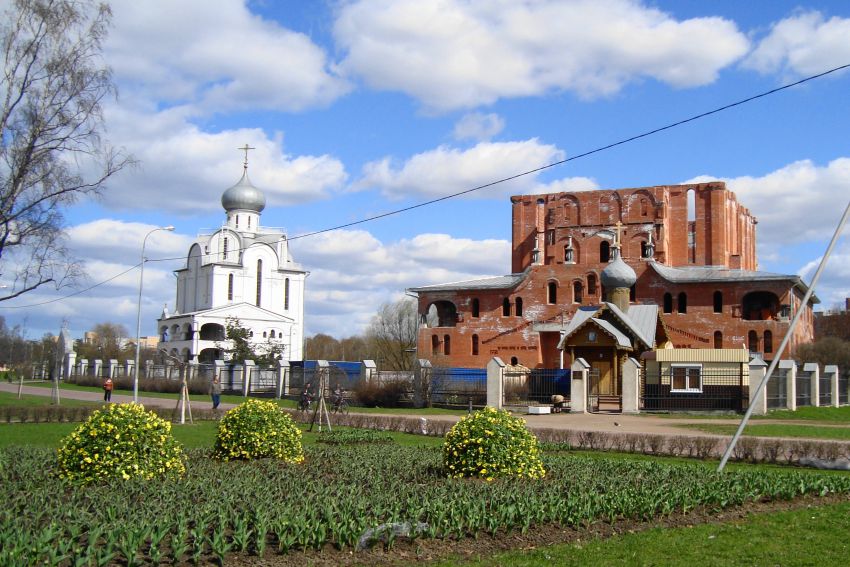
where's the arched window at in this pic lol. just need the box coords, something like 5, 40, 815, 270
431, 335, 440, 355
270, 330, 276, 339
713, 291, 723, 313
472, 334, 479, 356
600, 240, 610, 263
247, 216, 251, 229
714, 331, 723, 349
471, 298, 480, 318
284, 278, 290, 310
630, 284, 636, 302
764, 330, 773, 354
678, 292, 687, 314
235, 215, 239, 228
223, 237, 229, 260
263, 331, 267, 338
249, 330, 254, 338
748, 330, 759, 353
502, 297, 510, 317
515, 297, 523, 317
573, 281, 583, 303
640, 198, 649, 217
587, 274, 597, 295
256, 259, 263, 306
663, 293, 673, 314
547, 282, 557, 304
444, 335, 451, 356
227, 273, 234, 301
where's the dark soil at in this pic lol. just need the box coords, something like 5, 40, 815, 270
223, 493, 850, 566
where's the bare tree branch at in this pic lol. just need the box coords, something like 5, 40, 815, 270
0, 0, 134, 301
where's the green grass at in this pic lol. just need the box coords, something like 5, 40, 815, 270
760, 405, 850, 422
0, 390, 99, 408
434, 500, 850, 566
0, 421, 443, 450
643, 405, 850, 423
21, 381, 466, 414
681, 422, 850, 441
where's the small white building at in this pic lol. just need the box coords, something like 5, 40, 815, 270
157, 159, 306, 363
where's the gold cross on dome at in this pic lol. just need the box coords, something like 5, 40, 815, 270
238, 144, 256, 169
612, 221, 625, 248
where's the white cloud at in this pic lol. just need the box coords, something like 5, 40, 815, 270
686, 158, 850, 248
106, 0, 349, 113
453, 113, 505, 141
98, 105, 348, 213
743, 11, 850, 77
334, 0, 749, 111
357, 139, 565, 199
293, 229, 511, 336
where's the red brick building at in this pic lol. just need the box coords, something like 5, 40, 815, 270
409, 182, 816, 369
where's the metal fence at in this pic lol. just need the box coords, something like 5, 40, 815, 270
641, 368, 748, 412
766, 371, 787, 410
431, 367, 486, 408
796, 370, 812, 407
819, 374, 832, 407
503, 368, 571, 407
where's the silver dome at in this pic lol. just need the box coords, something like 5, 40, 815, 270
600, 251, 637, 289
221, 170, 266, 213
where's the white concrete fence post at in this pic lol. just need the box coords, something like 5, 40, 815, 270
570, 358, 590, 414
79, 359, 89, 377
413, 359, 432, 408
276, 359, 290, 399
486, 357, 505, 409
63, 352, 76, 381
621, 357, 641, 414
92, 359, 103, 379
748, 356, 768, 416
242, 360, 255, 397
779, 360, 796, 411
214, 360, 226, 390
825, 365, 840, 408
361, 360, 377, 383
804, 363, 819, 407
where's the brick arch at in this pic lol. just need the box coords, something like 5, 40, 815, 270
599, 191, 622, 224
626, 189, 657, 221
560, 194, 581, 225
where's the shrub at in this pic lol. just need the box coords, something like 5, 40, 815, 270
353, 380, 409, 408
56, 403, 185, 484
213, 399, 304, 462
316, 429, 394, 445
443, 406, 545, 480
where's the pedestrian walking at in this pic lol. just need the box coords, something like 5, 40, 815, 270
103, 377, 113, 402
210, 377, 222, 410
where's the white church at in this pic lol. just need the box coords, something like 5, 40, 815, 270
157, 152, 306, 363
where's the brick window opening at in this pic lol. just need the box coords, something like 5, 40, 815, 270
663, 293, 673, 314
515, 297, 523, 317
714, 331, 723, 349
502, 297, 510, 317
600, 240, 610, 263
547, 282, 557, 304
713, 291, 723, 313
472, 334, 479, 356
678, 292, 687, 314
471, 298, 480, 318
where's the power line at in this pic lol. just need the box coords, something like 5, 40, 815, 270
2, 62, 848, 310
0, 263, 142, 309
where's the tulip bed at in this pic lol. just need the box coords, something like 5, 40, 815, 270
1, 443, 850, 565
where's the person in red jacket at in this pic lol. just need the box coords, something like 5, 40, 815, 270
103, 377, 113, 402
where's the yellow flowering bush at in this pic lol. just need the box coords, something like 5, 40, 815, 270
443, 406, 545, 480
56, 403, 186, 484
213, 399, 304, 462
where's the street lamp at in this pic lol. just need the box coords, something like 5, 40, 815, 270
134, 226, 175, 403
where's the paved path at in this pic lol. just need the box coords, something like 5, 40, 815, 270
3, 382, 847, 440
0, 382, 739, 438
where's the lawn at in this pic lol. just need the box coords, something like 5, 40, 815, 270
20, 380, 468, 415
681, 422, 850, 441
436, 500, 850, 566
0, 421, 443, 450
0, 390, 99, 408
644, 405, 850, 424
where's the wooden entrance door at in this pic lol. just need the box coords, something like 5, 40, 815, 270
593, 361, 613, 395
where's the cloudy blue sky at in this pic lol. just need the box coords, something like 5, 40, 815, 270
2, 0, 850, 342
